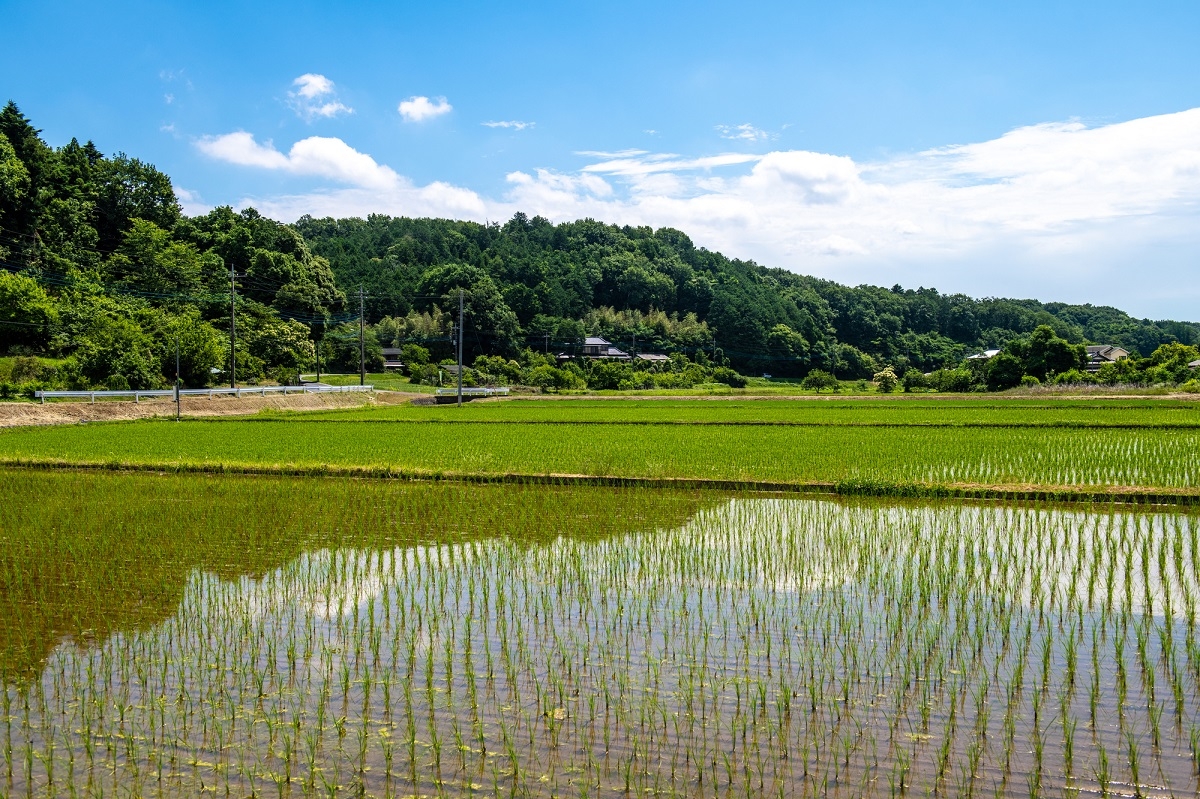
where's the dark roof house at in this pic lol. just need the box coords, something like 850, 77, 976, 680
1085, 345, 1130, 372
580, 337, 631, 360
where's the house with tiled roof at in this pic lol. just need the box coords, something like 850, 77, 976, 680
1085, 345, 1130, 372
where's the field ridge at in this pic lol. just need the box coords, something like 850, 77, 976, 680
3, 457, 1197, 506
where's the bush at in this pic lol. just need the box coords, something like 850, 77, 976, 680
1020, 375, 1041, 387
901, 368, 928, 392
1051, 368, 1090, 385
928, 368, 973, 393
873, 367, 898, 393
1180, 379, 1200, 394
712, 366, 748, 388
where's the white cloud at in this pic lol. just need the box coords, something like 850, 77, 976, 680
174, 187, 211, 216
716, 123, 771, 142
288, 74, 353, 121
193, 108, 1200, 318
582, 152, 762, 177
196, 132, 398, 190
398, 96, 452, 122
293, 73, 334, 99
483, 120, 534, 130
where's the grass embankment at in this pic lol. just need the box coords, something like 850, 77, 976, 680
0, 397, 1196, 502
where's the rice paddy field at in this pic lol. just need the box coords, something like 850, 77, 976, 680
3, 396, 1200, 797
0, 397, 1198, 496
3, 468, 1200, 797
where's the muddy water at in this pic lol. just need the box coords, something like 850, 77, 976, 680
3, 491, 1199, 797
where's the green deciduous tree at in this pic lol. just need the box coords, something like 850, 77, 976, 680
801, 368, 840, 393
0, 270, 56, 351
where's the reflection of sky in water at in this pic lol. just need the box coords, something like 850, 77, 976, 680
8, 498, 1200, 798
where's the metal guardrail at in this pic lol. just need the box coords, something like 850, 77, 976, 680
433, 387, 511, 397
34, 385, 373, 404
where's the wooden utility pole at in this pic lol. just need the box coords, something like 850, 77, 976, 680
229, 266, 236, 388
358, 285, 366, 386
175, 333, 181, 421
457, 288, 464, 406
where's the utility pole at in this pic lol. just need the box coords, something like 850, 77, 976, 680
175, 333, 181, 422
358, 285, 366, 386
543, 334, 549, 355
632, 331, 636, 357
315, 337, 321, 382
229, 265, 236, 388
457, 288, 464, 406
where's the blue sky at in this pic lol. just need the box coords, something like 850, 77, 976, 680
4, 1, 1200, 318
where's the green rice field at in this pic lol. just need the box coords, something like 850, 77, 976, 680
3, 469, 1200, 797
3, 397, 1200, 796
297, 397, 1200, 428
1, 397, 1198, 494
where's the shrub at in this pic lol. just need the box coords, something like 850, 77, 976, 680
873, 367, 898, 393
1051, 368, 1090, 385
1180, 379, 1200, 394
712, 367, 748, 388
1020, 375, 1041, 387
901, 368, 928, 393
928, 368, 973, 393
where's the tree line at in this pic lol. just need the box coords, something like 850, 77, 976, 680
2, 100, 1198, 395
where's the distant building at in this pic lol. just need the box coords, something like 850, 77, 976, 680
636, 353, 670, 364
1189, 359, 1200, 370
1085, 345, 1130, 372
381, 347, 404, 370
579, 337, 631, 360
966, 349, 1001, 361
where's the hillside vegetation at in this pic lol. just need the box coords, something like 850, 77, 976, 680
2, 101, 1198, 395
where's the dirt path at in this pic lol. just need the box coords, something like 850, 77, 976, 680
0, 391, 418, 427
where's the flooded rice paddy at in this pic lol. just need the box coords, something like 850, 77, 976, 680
2, 469, 1199, 797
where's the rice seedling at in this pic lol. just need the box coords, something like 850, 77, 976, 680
2, 397, 1199, 497
1, 466, 1198, 796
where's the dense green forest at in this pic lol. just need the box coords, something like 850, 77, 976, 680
2, 101, 1198, 394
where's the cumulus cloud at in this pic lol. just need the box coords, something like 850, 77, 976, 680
288, 74, 353, 120
196, 132, 398, 190
483, 120, 534, 130
716, 123, 771, 141
398, 96, 452, 122
194, 108, 1200, 318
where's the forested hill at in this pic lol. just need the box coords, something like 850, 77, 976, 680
1, 98, 1198, 390
296, 213, 1198, 374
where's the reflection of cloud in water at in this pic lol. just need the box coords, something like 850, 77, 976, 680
211, 498, 1195, 622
